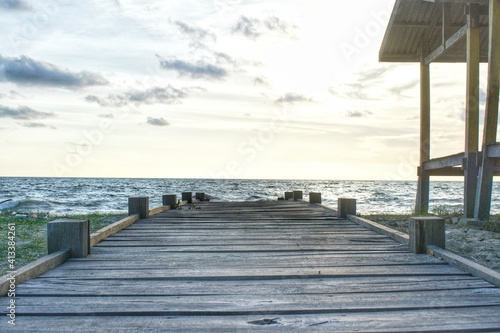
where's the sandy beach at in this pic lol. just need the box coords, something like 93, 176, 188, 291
367, 215, 500, 273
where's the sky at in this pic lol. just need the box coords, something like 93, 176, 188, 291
0, 0, 492, 180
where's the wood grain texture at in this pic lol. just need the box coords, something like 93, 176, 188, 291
1, 201, 500, 332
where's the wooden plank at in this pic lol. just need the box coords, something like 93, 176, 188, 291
423, 152, 465, 170
427, 245, 500, 287
16, 276, 493, 297
90, 214, 139, 247
4, 309, 500, 333
425, 24, 468, 65
2, 200, 500, 332
0, 250, 70, 296
347, 215, 409, 244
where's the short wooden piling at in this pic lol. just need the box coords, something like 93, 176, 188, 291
293, 191, 303, 201
338, 198, 356, 218
285, 192, 294, 200
409, 216, 445, 254
128, 197, 149, 219
162, 195, 177, 209
182, 192, 193, 203
309, 192, 322, 204
47, 219, 90, 258
195, 192, 205, 201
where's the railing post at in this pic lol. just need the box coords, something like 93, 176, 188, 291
182, 192, 193, 203
293, 191, 303, 201
162, 195, 177, 209
338, 198, 356, 218
309, 192, 322, 204
284, 192, 294, 200
128, 196, 149, 219
195, 192, 205, 201
47, 219, 90, 258
409, 216, 445, 254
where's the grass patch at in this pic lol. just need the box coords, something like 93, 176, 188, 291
0, 211, 126, 275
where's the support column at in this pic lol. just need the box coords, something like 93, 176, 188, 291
476, 0, 500, 220
47, 219, 90, 258
162, 194, 177, 209
338, 198, 356, 218
416, 60, 431, 214
409, 217, 445, 254
464, 5, 480, 218
128, 197, 149, 219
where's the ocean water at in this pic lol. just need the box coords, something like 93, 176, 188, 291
0, 177, 499, 215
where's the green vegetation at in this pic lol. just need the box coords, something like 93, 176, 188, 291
0, 212, 126, 276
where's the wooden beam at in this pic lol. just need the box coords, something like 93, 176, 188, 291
482, 0, 500, 145
428, 167, 465, 176
475, 0, 500, 221
423, 152, 464, 170
465, 6, 481, 218
416, 61, 431, 214
486, 143, 500, 157
425, 24, 468, 65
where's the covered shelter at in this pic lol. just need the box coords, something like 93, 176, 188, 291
380, 0, 500, 220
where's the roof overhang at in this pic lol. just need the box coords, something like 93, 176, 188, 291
380, 0, 490, 64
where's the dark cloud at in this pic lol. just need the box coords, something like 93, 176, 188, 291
253, 76, 270, 86
275, 93, 313, 105
147, 117, 169, 126
174, 21, 216, 49
388, 80, 419, 98
347, 110, 373, 118
232, 16, 261, 39
86, 85, 188, 107
158, 57, 227, 80
0, 55, 108, 88
232, 15, 296, 39
20, 122, 56, 129
0, 105, 54, 120
0, 0, 30, 10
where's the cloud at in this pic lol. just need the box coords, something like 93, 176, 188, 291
98, 113, 114, 118
0, 0, 30, 10
147, 117, 169, 126
253, 76, 270, 86
0, 55, 108, 88
232, 15, 297, 39
86, 85, 189, 107
20, 122, 56, 129
0, 105, 54, 120
174, 21, 216, 49
347, 110, 373, 118
275, 93, 313, 105
158, 57, 227, 80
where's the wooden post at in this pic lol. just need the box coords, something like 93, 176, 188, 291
409, 217, 445, 254
475, 0, 500, 220
284, 192, 294, 200
195, 192, 205, 201
128, 197, 149, 219
415, 60, 431, 214
293, 191, 303, 201
338, 198, 356, 218
309, 192, 322, 204
464, 5, 481, 218
47, 219, 90, 258
182, 192, 193, 203
162, 194, 177, 209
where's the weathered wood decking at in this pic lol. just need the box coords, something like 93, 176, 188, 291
3, 201, 500, 332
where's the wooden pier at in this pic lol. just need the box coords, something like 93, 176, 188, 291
3, 201, 500, 332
